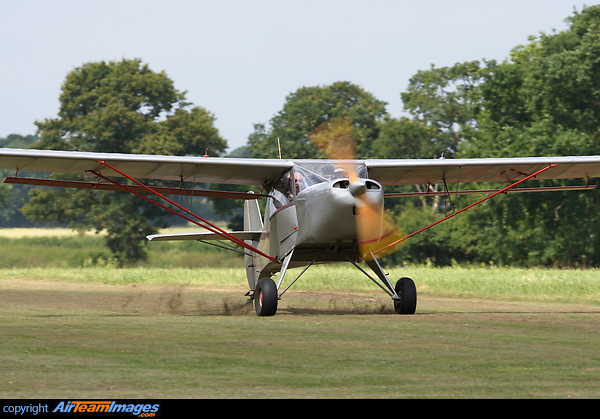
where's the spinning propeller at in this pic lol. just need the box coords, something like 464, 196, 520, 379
308, 117, 405, 260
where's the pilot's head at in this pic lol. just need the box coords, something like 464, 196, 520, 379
293, 171, 304, 194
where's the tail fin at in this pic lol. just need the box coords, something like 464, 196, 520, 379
244, 196, 263, 232
244, 195, 263, 290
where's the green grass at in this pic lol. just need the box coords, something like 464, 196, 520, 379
0, 230, 244, 269
2, 264, 599, 305
1, 228, 599, 398
388, 265, 600, 305
1, 281, 598, 399
1, 228, 599, 305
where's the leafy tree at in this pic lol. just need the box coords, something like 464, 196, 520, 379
0, 134, 40, 227
462, 5, 600, 266
385, 5, 600, 267
370, 117, 437, 159
370, 117, 450, 216
465, 6, 600, 158
0, 134, 38, 149
23, 59, 226, 265
401, 60, 485, 158
0, 181, 7, 212
249, 81, 388, 159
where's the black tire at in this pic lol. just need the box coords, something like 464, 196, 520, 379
394, 277, 417, 315
254, 277, 278, 316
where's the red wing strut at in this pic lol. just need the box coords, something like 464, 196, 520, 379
374, 164, 558, 256
89, 160, 276, 262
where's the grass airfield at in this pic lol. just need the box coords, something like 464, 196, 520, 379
0, 228, 599, 398
1, 274, 599, 398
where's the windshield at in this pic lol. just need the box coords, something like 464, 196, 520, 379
271, 161, 368, 200
293, 161, 367, 191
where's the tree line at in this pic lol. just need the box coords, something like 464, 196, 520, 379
3, 5, 600, 267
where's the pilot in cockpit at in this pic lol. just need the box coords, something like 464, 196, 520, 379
271, 172, 294, 209
293, 170, 305, 195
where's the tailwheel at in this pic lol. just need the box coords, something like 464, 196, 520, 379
254, 277, 278, 316
394, 277, 417, 315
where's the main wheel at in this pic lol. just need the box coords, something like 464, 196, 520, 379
254, 277, 278, 316
394, 277, 417, 315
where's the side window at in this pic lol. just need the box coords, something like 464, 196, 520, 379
268, 172, 293, 214
292, 170, 305, 195
271, 189, 290, 209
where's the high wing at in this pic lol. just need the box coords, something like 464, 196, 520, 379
0, 148, 293, 186
1, 148, 600, 187
365, 156, 600, 186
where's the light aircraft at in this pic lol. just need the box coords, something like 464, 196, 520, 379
1, 120, 600, 316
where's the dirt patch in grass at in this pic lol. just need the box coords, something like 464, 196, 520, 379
2, 278, 598, 318
0, 279, 394, 316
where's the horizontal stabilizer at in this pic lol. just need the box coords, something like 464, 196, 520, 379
146, 231, 262, 242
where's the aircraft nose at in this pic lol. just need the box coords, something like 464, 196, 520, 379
349, 179, 367, 196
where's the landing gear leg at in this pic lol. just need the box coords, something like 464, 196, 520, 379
346, 251, 418, 315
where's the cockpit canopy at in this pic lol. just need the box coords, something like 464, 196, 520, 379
269, 161, 368, 211
292, 161, 367, 192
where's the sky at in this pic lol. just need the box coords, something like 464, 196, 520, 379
0, 0, 594, 152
